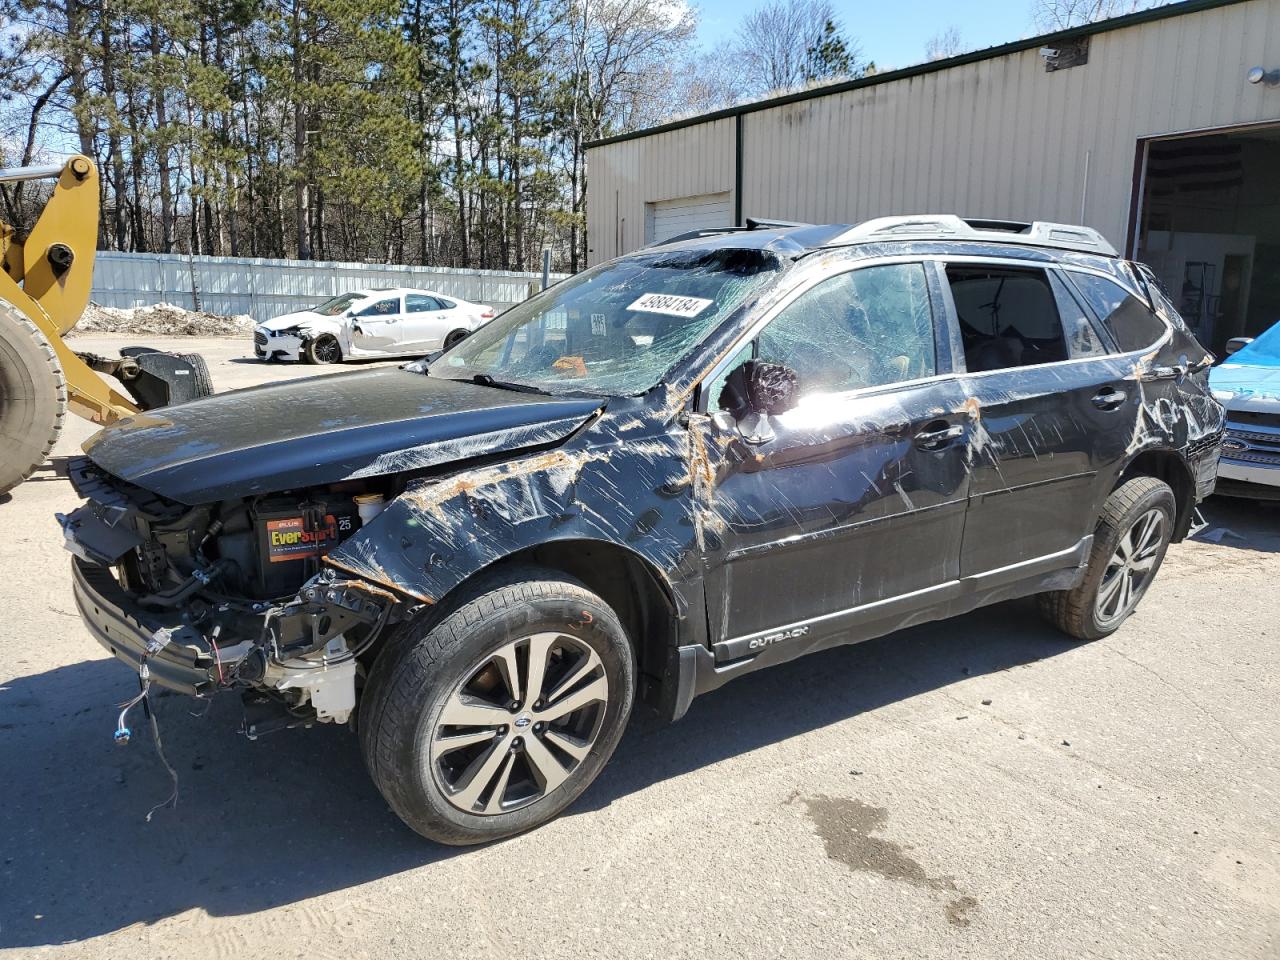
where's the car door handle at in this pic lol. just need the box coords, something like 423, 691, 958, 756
1141, 364, 1185, 382
1092, 387, 1127, 410
914, 423, 964, 450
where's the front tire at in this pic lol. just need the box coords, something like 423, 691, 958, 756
1038, 476, 1176, 641
304, 334, 342, 364
359, 566, 635, 845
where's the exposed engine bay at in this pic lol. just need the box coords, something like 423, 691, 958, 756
59, 456, 411, 727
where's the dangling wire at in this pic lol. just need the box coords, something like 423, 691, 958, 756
144, 699, 179, 822
114, 662, 151, 744
113, 659, 180, 821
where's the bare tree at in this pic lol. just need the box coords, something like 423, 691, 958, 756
1031, 0, 1169, 31
667, 42, 747, 114
925, 26, 964, 61
560, 0, 696, 267
735, 0, 862, 96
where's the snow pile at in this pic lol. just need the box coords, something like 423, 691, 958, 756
78, 302, 255, 336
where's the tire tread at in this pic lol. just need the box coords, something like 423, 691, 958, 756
1038, 475, 1172, 640
0, 302, 67, 494
358, 565, 627, 843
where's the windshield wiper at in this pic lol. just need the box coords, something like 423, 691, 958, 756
470, 373, 549, 395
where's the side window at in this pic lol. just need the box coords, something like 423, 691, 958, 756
707, 342, 754, 412
753, 263, 936, 399
1048, 272, 1108, 358
1067, 271, 1168, 353
946, 265, 1069, 372
406, 294, 441, 313
437, 297, 457, 309
358, 298, 399, 317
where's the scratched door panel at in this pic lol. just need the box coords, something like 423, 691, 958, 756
958, 357, 1136, 576
701, 377, 972, 646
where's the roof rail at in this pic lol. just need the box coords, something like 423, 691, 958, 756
648, 227, 746, 248
827, 215, 1118, 257
649, 217, 817, 249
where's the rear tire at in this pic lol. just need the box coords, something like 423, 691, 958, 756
1038, 476, 1176, 641
0, 302, 67, 495
304, 334, 342, 364
359, 565, 635, 845
442, 328, 469, 350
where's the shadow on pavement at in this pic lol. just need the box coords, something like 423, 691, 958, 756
0, 597, 1075, 948
20, 456, 74, 484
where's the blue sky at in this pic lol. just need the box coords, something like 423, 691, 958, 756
692, 0, 1041, 70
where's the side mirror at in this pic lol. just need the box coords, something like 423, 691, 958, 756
1224, 336, 1253, 356
717, 359, 799, 444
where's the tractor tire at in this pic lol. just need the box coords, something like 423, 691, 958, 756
0, 301, 67, 495
178, 352, 215, 398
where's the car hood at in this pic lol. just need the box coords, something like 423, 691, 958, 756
1210, 362, 1280, 407
259, 311, 333, 332
83, 368, 603, 503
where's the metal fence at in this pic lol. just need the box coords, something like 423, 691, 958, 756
90, 251, 568, 323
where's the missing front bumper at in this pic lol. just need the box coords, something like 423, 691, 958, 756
71, 558, 216, 695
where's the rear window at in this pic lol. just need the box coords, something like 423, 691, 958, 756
1067, 272, 1167, 353
406, 294, 440, 312
946, 265, 1069, 371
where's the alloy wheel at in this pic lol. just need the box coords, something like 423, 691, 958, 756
1095, 508, 1165, 624
313, 336, 341, 363
431, 632, 609, 816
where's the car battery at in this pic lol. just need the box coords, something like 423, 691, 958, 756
253, 496, 360, 597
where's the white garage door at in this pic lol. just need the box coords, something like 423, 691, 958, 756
647, 192, 733, 245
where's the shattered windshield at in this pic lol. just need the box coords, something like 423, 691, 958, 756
437, 247, 783, 394
313, 293, 362, 316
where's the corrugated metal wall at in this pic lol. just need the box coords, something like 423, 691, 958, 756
90, 251, 567, 322
586, 0, 1280, 265
585, 117, 736, 264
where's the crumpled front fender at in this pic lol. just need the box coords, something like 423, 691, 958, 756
322, 438, 696, 611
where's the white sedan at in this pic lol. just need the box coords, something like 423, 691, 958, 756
253, 288, 496, 364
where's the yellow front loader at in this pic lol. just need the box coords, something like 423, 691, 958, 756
0, 156, 212, 494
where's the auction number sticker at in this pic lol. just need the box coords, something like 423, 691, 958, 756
627, 293, 713, 318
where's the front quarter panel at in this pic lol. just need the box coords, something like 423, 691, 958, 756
322, 414, 701, 611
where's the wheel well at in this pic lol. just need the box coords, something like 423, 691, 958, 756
485, 541, 678, 701
1118, 450, 1195, 540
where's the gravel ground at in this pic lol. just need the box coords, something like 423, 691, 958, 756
1, 336, 1277, 960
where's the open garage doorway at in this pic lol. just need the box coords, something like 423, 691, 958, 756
1134, 124, 1280, 356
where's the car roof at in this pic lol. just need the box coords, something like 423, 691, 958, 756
338, 287, 466, 300
651, 215, 1119, 263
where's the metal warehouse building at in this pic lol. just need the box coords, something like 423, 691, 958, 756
585, 0, 1280, 354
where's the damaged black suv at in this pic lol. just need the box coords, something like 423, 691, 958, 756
62, 215, 1223, 844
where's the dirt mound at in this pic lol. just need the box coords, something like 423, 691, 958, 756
78, 302, 255, 336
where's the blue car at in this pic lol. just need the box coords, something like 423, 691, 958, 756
1210, 321, 1280, 499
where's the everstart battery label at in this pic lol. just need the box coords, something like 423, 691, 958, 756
265, 515, 344, 563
